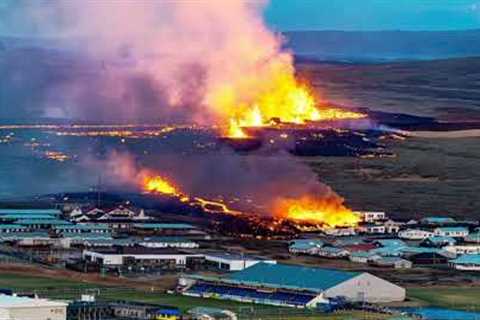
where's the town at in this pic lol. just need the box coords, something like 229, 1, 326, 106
0, 202, 478, 319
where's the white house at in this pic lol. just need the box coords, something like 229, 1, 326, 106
398, 229, 434, 240
383, 220, 403, 234
357, 211, 386, 223
358, 224, 386, 234
444, 245, 480, 255
434, 227, 469, 238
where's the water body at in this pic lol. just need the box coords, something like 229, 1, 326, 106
400, 307, 480, 320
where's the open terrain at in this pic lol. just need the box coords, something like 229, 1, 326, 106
299, 57, 480, 121
307, 135, 480, 218
294, 58, 480, 218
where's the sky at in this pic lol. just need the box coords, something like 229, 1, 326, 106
265, 0, 480, 31
1, 0, 480, 37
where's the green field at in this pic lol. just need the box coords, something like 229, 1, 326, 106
408, 287, 480, 311
0, 272, 398, 319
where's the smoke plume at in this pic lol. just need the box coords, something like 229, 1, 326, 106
2, 0, 292, 124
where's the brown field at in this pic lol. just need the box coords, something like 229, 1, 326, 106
294, 57, 480, 219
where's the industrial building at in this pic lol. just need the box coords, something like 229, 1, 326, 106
0, 294, 67, 320
180, 263, 405, 307
83, 247, 204, 269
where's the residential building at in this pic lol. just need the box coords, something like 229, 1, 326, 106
421, 236, 456, 248
315, 246, 349, 258
465, 232, 480, 243
444, 245, 480, 255
349, 251, 380, 264
398, 229, 434, 240
370, 257, 412, 269
358, 224, 386, 234
434, 227, 469, 238
288, 239, 324, 254
450, 254, 480, 271
421, 217, 456, 225
383, 219, 403, 234
358, 211, 386, 223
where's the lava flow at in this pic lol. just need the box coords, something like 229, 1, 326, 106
142, 175, 241, 216
142, 175, 360, 230
224, 77, 366, 139
273, 195, 361, 228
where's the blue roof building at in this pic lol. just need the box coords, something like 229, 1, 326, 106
133, 223, 195, 230
185, 263, 406, 304
450, 254, 480, 271
289, 239, 324, 253
422, 217, 456, 225
0, 209, 61, 217
421, 236, 456, 248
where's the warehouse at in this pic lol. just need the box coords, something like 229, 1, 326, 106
83, 247, 203, 268
181, 263, 405, 306
0, 294, 67, 320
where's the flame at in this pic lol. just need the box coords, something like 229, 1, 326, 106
273, 195, 360, 228
222, 73, 366, 138
143, 176, 180, 196
142, 174, 241, 215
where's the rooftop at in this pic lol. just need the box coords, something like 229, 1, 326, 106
452, 254, 480, 265
16, 219, 72, 226
289, 239, 324, 250
0, 295, 67, 308
133, 223, 195, 230
227, 263, 360, 292
1, 214, 57, 220
435, 227, 469, 232
422, 217, 456, 223
375, 239, 407, 248
0, 209, 61, 216
54, 224, 110, 230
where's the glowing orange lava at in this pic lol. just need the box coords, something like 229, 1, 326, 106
143, 176, 180, 196
222, 73, 366, 138
273, 195, 361, 228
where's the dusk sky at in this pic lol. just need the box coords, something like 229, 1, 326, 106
265, 0, 480, 31
1, 0, 480, 37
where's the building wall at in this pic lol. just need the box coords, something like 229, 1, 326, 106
324, 273, 405, 303
6, 305, 67, 320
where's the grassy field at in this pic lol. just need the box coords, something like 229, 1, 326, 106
408, 287, 480, 311
307, 136, 480, 219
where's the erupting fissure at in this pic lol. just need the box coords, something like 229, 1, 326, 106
142, 175, 241, 216
142, 175, 360, 229
223, 76, 366, 139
